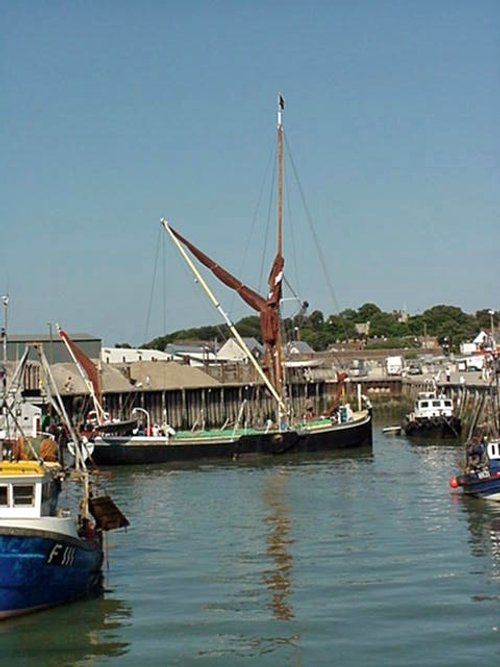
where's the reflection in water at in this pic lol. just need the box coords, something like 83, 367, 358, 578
0, 594, 131, 666
263, 469, 295, 621
462, 497, 500, 584
257, 468, 303, 664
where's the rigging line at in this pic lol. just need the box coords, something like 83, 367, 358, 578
284, 133, 352, 346
161, 229, 167, 338
171, 248, 232, 346
229, 142, 276, 319
283, 134, 341, 315
143, 226, 164, 344
284, 152, 301, 302
259, 151, 276, 294
283, 275, 305, 306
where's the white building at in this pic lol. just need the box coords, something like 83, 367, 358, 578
216, 337, 264, 363
102, 347, 172, 364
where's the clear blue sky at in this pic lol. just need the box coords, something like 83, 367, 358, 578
1, 1, 499, 346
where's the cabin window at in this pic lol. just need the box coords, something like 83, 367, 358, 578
13, 484, 35, 506
420, 401, 429, 408
488, 441, 500, 459
432, 401, 440, 407
0, 486, 8, 506
444, 401, 452, 407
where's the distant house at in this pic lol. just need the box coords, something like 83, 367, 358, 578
285, 340, 315, 356
393, 309, 409, 324
164, 343, 217, 366
460, 331, 489, 356
355, 322, 370, 337
216, 337, 264, 363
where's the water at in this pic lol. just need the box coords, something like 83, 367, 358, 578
3, 427, 500, 667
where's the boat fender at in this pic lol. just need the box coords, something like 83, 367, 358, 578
272, 434, 284, 445
449, 476, 460, 489
67, 436, 95, 461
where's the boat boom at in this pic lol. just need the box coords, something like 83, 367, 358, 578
162, 218, 287, 415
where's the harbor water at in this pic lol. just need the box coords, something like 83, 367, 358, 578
2, 426, 500, 667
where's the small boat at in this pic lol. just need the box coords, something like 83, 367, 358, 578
449, 437, 500, 500
449, 370, 500, 500
401, 389, 461, 438
91, 96, 372, 465
0, 343, 128, 619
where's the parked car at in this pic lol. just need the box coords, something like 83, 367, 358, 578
407, 363, 423, 375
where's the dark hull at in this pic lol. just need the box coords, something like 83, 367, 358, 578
94, 419, 138, 436
91, 413, 373, 465
0, 527, 103, 619
457, 470, 500, 501
402, 416, 461, 439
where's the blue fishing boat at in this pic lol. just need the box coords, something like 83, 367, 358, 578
0, 460, 104, 618
450, 437, 500, 501
449, 351, 499, 500
0, 342, 128, 619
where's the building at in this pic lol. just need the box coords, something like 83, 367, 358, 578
164, 343, 217, 366
216, 337, 264, 363
285, 340, 315, 356
2, 333, 101, 363
102, 347, 172, 364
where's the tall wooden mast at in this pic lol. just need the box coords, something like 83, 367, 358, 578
274, 95, 285, 400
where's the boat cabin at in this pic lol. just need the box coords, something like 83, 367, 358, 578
0, 461, 61, 520
0, 400, 41, 441
413, 392, 454, 419
487, 439, 500, 461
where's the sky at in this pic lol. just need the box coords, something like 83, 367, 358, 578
1, 1, 499, 346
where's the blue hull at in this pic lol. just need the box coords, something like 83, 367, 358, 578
0, 528, 103, 619
458, 471, 500, 500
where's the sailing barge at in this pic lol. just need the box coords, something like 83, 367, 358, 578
90, 96, 372, 465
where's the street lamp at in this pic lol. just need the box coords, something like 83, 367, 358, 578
488, 309, 495, 350
47, 322, 54, 363
1, 295, 8, 393
2, 295, 8, 367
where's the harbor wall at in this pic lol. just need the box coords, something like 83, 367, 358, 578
17, 359, 497, 433
95, 377, 496, 433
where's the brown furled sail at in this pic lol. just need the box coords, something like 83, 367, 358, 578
167, 225, 283, 385
167, 226, 266, 312
58, 328, 102, 407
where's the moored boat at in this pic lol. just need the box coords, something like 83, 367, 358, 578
90, 406, 373, 465
450, 437, 500, 501
0, 343, 128, 619
401, 389, 461, 438
449, 365, 500, 500
66, 96, 373, 466
0, 460, 103, 619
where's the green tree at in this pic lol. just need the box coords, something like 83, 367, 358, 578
340, 308, 357, 322
234, 316, 261, 339
357, 302, 382, 321
326, 314, 355, 340
369, 312, 405, 338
